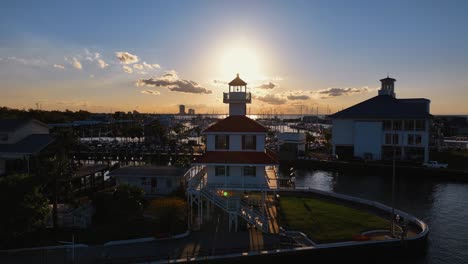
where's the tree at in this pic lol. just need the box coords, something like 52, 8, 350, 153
0, 174, 49, 245
93, 184, 145, 224
38, 128, 79, 230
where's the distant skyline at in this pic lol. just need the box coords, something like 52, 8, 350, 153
1, 0, 467, 115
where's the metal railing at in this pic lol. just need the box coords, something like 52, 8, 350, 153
223, 92, 252, 103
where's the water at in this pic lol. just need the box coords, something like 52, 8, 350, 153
287, 168, 468, 264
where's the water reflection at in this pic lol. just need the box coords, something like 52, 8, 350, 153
282, 168, 468, 264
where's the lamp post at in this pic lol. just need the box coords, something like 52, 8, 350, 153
391, 126, 396, 237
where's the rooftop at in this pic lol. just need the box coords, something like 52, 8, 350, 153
203, 115, 268, 133
0, 134, 54, 155
228, 74, 247, 86
329, 95, 432, 119
108, 165, 186, 177
0, 118, 48, 132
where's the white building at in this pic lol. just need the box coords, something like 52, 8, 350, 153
277, 132, 306, 161
330, 77, 432, 163
186, 74, 278, 232
110, 165, 186, 196
0, 119, 53, 175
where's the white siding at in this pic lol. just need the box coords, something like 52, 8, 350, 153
206, 135, 215, 151
257, 135, 265, 151
230, 135, 242, 151
354, 121, 382, 159
206, 165, 267, 188
116, 175, 179, 195
332, 119, 354, 145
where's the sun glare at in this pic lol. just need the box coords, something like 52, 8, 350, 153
219, 46, 262, 82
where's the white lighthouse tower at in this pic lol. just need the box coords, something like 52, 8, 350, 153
223, 73, 251, 116
185, 74, 279, 233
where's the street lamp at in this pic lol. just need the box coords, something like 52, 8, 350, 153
391, 125, 397, 237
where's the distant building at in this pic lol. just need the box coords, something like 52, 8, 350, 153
188, 109, 195, 115
110, 165, 186, 196
330, 77, 432, 163
0, 119, 54, 176
277, 132, 306, 161
179, 105, 186, 115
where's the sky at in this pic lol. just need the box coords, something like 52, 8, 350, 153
1, 0, 467, 115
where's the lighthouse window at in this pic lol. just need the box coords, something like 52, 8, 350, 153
242, 135, 257, 150
215, 135, 230, 150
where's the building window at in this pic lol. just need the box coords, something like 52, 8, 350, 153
243, 166, 256, 177
415, 134, 422, 145
141, 177, 147, 186
415, 120, 425, 131
215, 135, 229, 150
383, 120, 392, 131
166, 178, 172, 188
215, 166, 230, 176
242, 135, 257, 150
385, 134, 399, 145
408, 134, 414, 145
404, 120, 414, 131
393, 120, 402, 131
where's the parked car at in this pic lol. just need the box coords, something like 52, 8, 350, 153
422, 161, 448, 169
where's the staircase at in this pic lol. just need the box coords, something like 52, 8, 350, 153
185, 166, 269, 233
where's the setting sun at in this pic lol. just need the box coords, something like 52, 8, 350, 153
219, 45, 262, 82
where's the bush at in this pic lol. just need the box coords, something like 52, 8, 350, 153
146, 197, 187, 234
93, 184, 145, 224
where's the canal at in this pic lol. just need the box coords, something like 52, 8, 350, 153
284, 168, 468, 264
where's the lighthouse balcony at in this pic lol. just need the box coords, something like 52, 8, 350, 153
223, 92, 252, 104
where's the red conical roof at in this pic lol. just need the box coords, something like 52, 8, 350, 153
228, 73, 247, 86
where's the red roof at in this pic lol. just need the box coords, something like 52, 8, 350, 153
203, 115, 268, 133
193, 151, 278, 165
229, 74, 247, 86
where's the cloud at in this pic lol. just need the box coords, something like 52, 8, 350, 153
313, 87, 371, 99
255, 94, 287, 105
53, 64, 65, 69
135, 70, 212, 94
65, 57, 82, 70
142, 61, 160, 70
84, 49, 101, 61
257, 82, 279, 89
213, 80, 227, 85
122, 65, 133, 74
133, 64, 144, 70
115, 51, 139, 64
97, 59, 109, 68
287, 94, 310, 100
71, 57, 82, 69
141, 89, 161, 95
6, 56, 47, 66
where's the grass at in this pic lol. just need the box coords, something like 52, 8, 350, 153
278, 196, 389, 243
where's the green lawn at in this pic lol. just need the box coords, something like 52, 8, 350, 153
278, 196, 389, 243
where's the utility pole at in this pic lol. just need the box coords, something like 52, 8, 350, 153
391, 123, 396, 237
